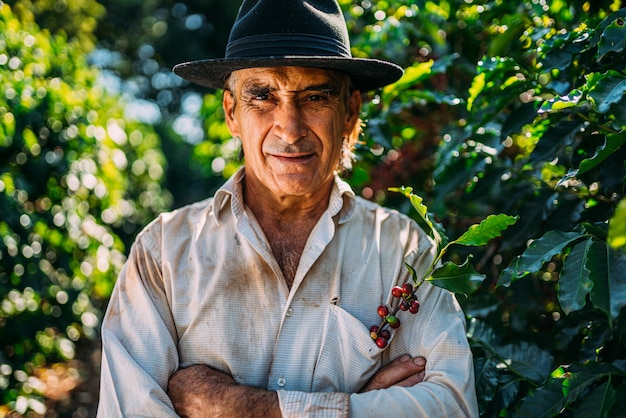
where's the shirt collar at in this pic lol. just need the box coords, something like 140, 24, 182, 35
212, 167, 356, 224
330, 174, 356, 224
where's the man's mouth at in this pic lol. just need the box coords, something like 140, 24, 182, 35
272, 153, 315, 161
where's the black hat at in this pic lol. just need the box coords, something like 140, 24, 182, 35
172, 0, 403, 91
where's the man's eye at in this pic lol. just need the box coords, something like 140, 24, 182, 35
254, 94, 270, 101
305, 93, 330, 102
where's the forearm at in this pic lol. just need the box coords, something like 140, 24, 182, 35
168, 365, 282, 418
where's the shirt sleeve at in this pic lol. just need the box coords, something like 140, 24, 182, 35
277, 391, 350, 418
97, 231, 180, 417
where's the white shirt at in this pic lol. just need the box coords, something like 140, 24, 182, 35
97, 168, 478, 417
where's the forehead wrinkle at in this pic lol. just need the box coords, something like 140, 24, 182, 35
241, 81, 340, 98
236, 68, 339, 95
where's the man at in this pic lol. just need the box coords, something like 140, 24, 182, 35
97, 0, 478, 417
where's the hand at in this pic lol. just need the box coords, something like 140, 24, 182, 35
360, 355, 427, 392
167, 365, 281, 418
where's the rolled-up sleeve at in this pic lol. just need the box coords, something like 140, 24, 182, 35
97, 232, 180, 417
277, 391, 350, 418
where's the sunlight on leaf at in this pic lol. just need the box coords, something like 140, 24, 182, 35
608, 197, 626, 250
452, 214, 518, 247
389, 186, 439, 244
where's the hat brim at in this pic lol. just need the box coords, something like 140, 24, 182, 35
172, 56, 403, 92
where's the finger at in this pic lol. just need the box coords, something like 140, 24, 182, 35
386, 356, 425, 380
394, 369, 426, 388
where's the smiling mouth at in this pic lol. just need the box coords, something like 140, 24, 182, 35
272, 153, 315, 161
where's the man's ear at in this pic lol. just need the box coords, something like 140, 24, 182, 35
223, 91, 240, 138
343, 90, 362, 137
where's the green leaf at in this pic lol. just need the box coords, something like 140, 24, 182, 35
367, 118, 393, 149
611, 98, 626, 129
588, 243, 626, 326
572, 379, 616, 418
474, 357, 499, 415
493, 376, 522, 415
386, 60, 434, 93
598, 16, 626, 61
404, 262, 419, 285
467, 72, 485, 111
496, 341, 553, 385
512, 361, 621, 418
558, 238, 595, 314
452, 214, 518, 247
383, 54, 459, 102
588, 8, 626, 49
607, 248, 626, 320
587, 72, 626, 114
557, 132, 626, 188
561, 363, 626, 416
575, 222, 608, 240
427, 256, 485, 296
530, 118, 585, 164
513, 362, 624, 417
608, 197, 626, 250
389, 186, 439, 243
510, 378, 575, 418
466, 317, 497, 349
498, 231, 586, 286
577, 132, 626, 177
538, 90, 583, 114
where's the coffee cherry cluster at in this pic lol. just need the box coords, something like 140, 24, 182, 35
370, 282, 421, 348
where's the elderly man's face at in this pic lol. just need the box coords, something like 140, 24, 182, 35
223, 66, 361, 201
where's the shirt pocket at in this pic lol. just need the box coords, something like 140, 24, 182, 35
311, 304, 392, 393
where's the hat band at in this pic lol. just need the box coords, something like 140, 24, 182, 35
226, 33, 352, 58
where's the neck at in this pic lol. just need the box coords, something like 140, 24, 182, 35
243, 177, 333, 229
242, 175, 334, 287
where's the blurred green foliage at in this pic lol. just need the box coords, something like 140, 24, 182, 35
0, 1, 170, 415
1, 0, 625, 416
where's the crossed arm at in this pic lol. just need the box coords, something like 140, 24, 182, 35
167, 354, 427, 418
98, 226, 477, 417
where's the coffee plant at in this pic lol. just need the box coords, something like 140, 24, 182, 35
1, 0, 625, 416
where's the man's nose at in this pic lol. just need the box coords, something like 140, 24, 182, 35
273, 101, 307, 144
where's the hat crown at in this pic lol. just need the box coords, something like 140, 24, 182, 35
172, 0, 404, 91
226, 0, 352, 59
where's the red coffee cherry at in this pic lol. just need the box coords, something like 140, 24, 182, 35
409, 300, 420, 314
401, 283, 413, 296
391, 286, 404, 298
375, 336, 388, 348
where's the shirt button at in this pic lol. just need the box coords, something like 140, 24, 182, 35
277, 377, 286, 387
286, 308, 294, 317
